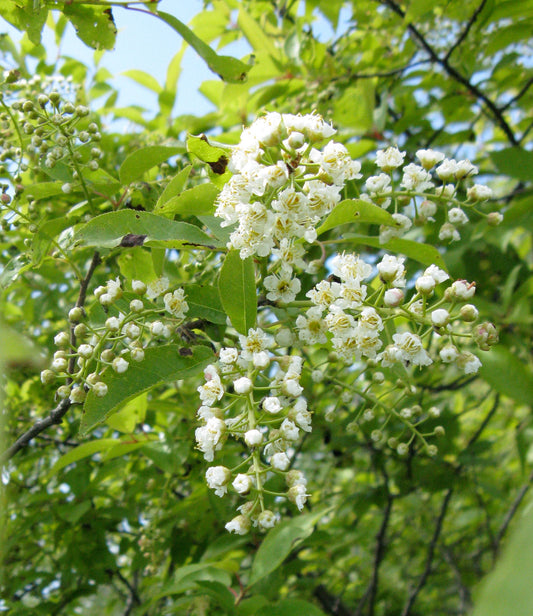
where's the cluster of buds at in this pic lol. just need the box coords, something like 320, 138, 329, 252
40, 276, 188, 404
362, 145, 502, 243
7, 88, 102, 189
195, 327, 311, 534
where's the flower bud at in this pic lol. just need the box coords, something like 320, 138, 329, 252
130, 347, 145, 362
459, 304, 478, 322
487, 212, 503, 226
112, 357, 129, 374
56, 385, 71, 399
431, 309, 450, 328
416, 275, 436, 295
92, 382, 108, 398
132, 279, 147, 295
68, 306, 84, 322
473, 322, 499, 351
101, 349, 114, 362
234, 376, 253, 394
384, 288, 404, 307
52, 357, 68, 372
257, 509, 278, 531
77, 344, 93, 359
232, 474, 252, 495
40, 369, 55, 385
54, 332, 70, 347
69, 387, 86, 404
244, 429, 263, 447
129, 299, 144, 312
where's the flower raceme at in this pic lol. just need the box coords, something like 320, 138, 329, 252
196, 112, 501, 533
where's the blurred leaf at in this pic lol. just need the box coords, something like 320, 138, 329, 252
79, 345, 213, 435
472, 501, 533, 616
479, 346, 533, 407
218, 250, 256, 335
491, 148, 533, 182
0, 321, 35, 363
156, 11, 251, 83
122, 69, 161, 93
31, 217, 72, 266
74, 210, 220, 249
249, 508, 331, 585
46, 439, 117, 478
342, 234, 448, 269
105, 392, 147, 433
318, 199, 396, 234
119, 145, 184, 184
257, 599, 327, 616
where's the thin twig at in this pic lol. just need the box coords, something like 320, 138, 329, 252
494, 467, 533, 552
501, 77, 533, 111
1, 252, 101, 464
378, 0, 519, 146
401, 488, 453, 616
444, 0, 488, 62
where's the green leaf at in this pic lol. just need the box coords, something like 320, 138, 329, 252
79, 345, 213, 435
24, 182, 65, 201
257, 600, 327, 616
317, 199, 396, 235
341, 234, 448, 269
479, 346, 533, 407
155, 183, 219, 218
0, 321, 35, 363
195, 580, 236, 613
62, 5, 117, 50
237, 7, 282, 61
2, 0, 48, 45
119, 145, 184, 184
490, 148, 533, 182
472, 501, 533, 616
249, 508, 330, 585
122, 69, 162, 94
157, 563, 232, 598
105, 392, 147, 433
218, 250, 256, 335
155, 166, 193, 209
184, 283, 227, 324
186, 134, 230, 173
156, 10, 251, 83
46, 439, 118, 478
74, 210, 220, 249
31, 217, 72, 266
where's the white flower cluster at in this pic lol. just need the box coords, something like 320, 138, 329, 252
195, 327, 311, 533
298, 251, 496, 376
361, 146, 501, 243
215, 112, 361, 299
40, 276, 189, 404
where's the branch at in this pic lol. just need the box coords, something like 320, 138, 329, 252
314, 584, 354, 616
501, 76, 533, 111
356, 452, 394, 616
378, 0, 519, 145
1, 251, 100, 464
494, 467, 533, 553
400, 488, 453, 616
444, 0, 488, 62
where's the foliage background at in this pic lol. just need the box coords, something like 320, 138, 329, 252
1, 1, 532, 614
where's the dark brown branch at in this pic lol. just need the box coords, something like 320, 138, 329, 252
1, 251, 100, 464
379, 0, 519, 146
501, 77, 533, 111
401, 488, 453, 616
314, 584, 354, 616
494, 467, 533, 553
444, 0, 488, 62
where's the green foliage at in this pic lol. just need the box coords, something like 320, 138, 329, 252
1, 1, 532, 615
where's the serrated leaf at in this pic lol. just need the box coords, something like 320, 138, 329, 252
184, 284, 226, 324
119, 145, 184, 184
63, 5, 116, 51
31, 217, 72, 266
479, 346, 533, 407
156, 10, 251, 83
249, 508, 331, 585
24, 182, 65, 201
218, 250, 256, 335
155, 183, 219, 218
79, 345, 213, 435
46, 439, 117, 478
490, 148, 533, 182
74, 210, 220, 249
155, 166, 193, 209
317, 199, 396, 235
2, 0, 48, 45
341, 234, 448, 270
186, 134, 230, 173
